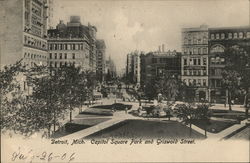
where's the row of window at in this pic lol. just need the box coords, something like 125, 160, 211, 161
49, 43, 87, 51
183, 69, 207, 76
31, 4, 42, 17
183, 79, 207, 87
24, 35, 47, 50
24, 52, 46, 59
31, 25, 42, 37
183, 37, 208, 45
183, 47, 208, 55
210, 32, 250, 40
49, 53, 76, 59
210, 57, 225, 65
49, 61, 76, 68
23, 61, 46, 68
183, 58, 207, 66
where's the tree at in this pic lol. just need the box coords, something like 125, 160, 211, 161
195, 104, 211, 137
144, 78, 157, 102
221, 70, 240, 110
175, 103, 197, 137
155, 74, 180, 101
0, 60, 26, 134
221, 45, 247, 110
25, 65, 68, 136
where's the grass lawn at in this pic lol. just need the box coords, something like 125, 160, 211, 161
80, 108, 113, 116
210, 109, 247, 121
85, 119, 205, 139
52, 118, 111, 138
192, 119, 239, 133
91, 103, 132, 111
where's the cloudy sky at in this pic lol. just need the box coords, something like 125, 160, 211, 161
52, 0, 250, 72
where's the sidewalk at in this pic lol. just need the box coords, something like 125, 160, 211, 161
210, 104, 245, 112
190, 119, 249, 141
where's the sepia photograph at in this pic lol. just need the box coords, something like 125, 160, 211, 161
1, 0, 250, 162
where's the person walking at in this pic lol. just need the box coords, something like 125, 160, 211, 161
125, 107, 128, 114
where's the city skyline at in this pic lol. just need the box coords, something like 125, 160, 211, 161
52, 0, 250, 72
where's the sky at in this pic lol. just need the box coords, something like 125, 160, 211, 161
52, 0, 250, 73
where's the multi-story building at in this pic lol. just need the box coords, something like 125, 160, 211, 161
141, 49, 181, 88
126, 51, 142, 87
47, 0, 54, 29
105, 56, 116, 79
0, 0, 50, 68
47, 16, 98, 71
208, 26, 250, 103
181, 25, 209, 102
0, 0, 51, 95
96, 39, 106, 82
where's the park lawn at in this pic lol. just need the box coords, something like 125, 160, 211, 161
75, 114, 112, 118
210, 109, 247, 121
210, 109, 244, 113
192, 119, 238, 133
85, 119, 205, 139
80, 108, 113, 116
91, 103, 133, 111
52, 118, 111, 138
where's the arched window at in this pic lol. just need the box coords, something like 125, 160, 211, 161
221, 33, 225, 39
239, 32, 243, 38
247, 32, 250, 38
234, 33, 238, 39
210, 44, 225, 53
216, 34, 220, 39
211, 34, 215, 40
228, 33, 232, 39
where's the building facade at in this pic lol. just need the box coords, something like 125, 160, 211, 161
47, 16, 98, 71
208, 26, 250, 103
141, 50, 181, 88
105, 56, 116, 80
0, 0, 50, 68
126, 51, 142, 87
181, 25, 209, 102
0, 0, 51, 95
96, 39, 106, 82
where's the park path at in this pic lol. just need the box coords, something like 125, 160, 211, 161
190, 119, 249, 141
60, 97, 249, 141
61, 110, 141, 140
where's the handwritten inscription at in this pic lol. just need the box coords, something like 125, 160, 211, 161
11, 147, 75, 163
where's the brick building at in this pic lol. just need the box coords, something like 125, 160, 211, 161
208, 26, 250, 103
141, 50, 181, 89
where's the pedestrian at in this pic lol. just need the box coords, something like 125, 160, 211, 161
125, 107, 128, 114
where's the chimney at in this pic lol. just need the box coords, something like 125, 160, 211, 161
162, 44, 165, 52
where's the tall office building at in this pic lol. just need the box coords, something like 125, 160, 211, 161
181, 25, 209, 102
96, 39, 106, 82
0, 0, 50, 68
